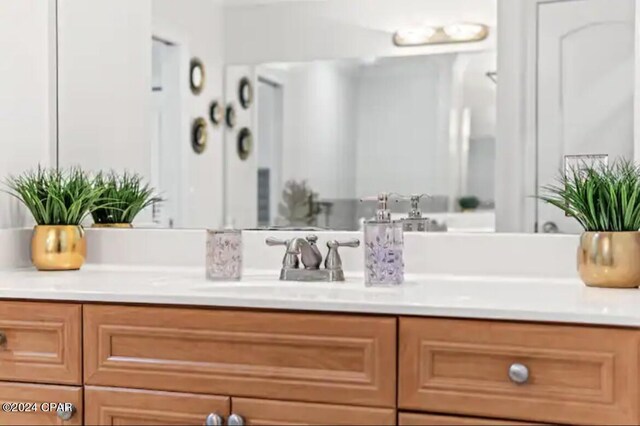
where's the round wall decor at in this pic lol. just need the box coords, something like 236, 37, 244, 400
238, 77, 254, 109
191, 117, 208, 154
237, 127, 253, 161
226, 104, 237, 129
190, 58, 205, 95
209, 100, 223, 126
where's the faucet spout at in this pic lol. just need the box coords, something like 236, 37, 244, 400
287, 237, 322, 270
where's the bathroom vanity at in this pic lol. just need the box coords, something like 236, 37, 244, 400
1, 264, 639, 426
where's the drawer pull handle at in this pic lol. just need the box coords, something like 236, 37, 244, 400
228, 413, 245, 426
0, 332, 6, 347
508, 363, 529, 384
205, 413, 224, 426
56, 404, 76, 421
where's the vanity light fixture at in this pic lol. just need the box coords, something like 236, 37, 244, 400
393, 27, 437, 47
442, 23, 488, 41
393, 23, 489, 47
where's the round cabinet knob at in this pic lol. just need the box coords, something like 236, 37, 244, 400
228, 413, 245, 426
508, 363, 530, 384
56, 404, 76, 421
205, 413, 224, 426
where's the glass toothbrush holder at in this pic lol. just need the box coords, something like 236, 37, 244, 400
364, 221, 404, 286
206, 229, 242, 281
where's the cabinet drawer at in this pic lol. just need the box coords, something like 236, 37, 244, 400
399, 317, 640, 425
84, 305, 396, 407
399, 413, 537, 425
0, 302, 81, 385
0, 381, 82, 425
85, 386, 230, 425
232, 397, 396, 425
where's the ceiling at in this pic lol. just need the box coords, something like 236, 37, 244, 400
219, 0, 497, 26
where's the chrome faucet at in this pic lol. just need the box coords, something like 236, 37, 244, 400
266, 234, 360, 282
288, 236, 323, 269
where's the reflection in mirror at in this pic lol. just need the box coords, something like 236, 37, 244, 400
42, 0, 635, 233
239, 54, 497, 231
190, 58, 205, 95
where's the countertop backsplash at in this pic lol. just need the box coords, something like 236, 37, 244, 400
0, 228, 580, 280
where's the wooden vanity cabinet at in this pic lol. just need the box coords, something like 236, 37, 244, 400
83, 305, 396, 408
399, 317, 640, 425
84, 387, 395, 426
84, 386, 230, 425
0, 302, 83, 425
231, 397, 396, 425
83, 304, 397, 425
398, 412, 538, 425
3, 300, 640, 425
0, 302, 82, 385
0, 382, 83, 425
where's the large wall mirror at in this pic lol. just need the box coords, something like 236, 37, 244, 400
0, 0, 635, 232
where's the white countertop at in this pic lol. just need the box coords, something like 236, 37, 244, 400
1, 265, 639, 327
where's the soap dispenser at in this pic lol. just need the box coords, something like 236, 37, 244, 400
360, 193, 404, 286
396, 194, 431, 232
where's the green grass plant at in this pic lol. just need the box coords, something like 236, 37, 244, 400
540, 159, 640, 232
6, 167, 105, 226
91, 172, 161, 225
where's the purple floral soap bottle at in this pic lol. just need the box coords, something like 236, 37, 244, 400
360, 193, 404, 286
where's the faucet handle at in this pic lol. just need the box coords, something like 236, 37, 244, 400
360, 193, 396, 222
331, 239, 360, 248
265, 237, 299, 269
395, 193, 429, 200
395, 193, 430, 219
325, 239, 360, 271
266, 237, 288, 246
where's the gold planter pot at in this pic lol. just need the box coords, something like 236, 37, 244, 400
578, 232, 640, 288
92, 223, 133, 229
31, 225, 86, 271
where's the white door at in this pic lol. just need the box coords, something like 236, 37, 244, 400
150, 38, 182, 228
537, 0, 635, 233
257, 79, 284, 226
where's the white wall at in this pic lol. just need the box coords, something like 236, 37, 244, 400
152, 0, 226, 228
224, 0, 496, 64
57, 0, 226, 228
223, 0, 497, 226
256, 54, 463, 204
224, 65, 257, 228
279, 62, 359, 200
462, 50, 497, 202
355, 55, 455, 197
58, 0, 152, 177
467, 136, 495, 201
495, 0, 533, 232
462, 51, 497, 139
0, 0, 56, 228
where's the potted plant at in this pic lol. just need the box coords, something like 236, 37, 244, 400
458, 196, 480, 212
91, 172, 161, 228
6, 167, 105, 271
277, 180, 321, 226
540, 160, 640, 288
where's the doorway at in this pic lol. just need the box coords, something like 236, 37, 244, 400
536, 0, 635, 233
151, 37, 182, 228
256, 76, 284, 227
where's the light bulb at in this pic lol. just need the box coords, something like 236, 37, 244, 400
393, 27, 437, 46
442, 23, 488, 41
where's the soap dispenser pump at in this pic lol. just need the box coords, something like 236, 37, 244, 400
396, 194, 430, 232
360, 193, 404, 286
